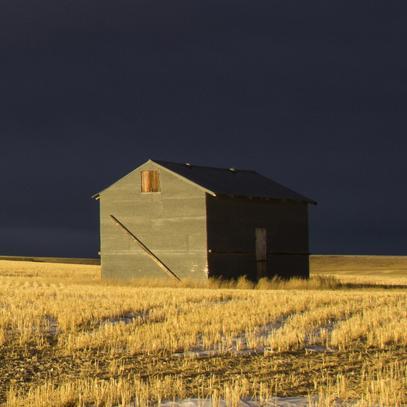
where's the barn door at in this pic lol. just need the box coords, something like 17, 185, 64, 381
255, 228, 267, 279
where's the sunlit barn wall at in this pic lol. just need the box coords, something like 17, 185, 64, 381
99, 162, 208, 280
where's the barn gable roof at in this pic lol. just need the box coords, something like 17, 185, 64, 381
154, 160, 316, 204
93, 159, 316, 204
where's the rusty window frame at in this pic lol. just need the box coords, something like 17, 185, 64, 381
141, 170, 160, 192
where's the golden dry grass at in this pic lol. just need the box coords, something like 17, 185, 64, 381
311, 255, 407, 286
0, 258, 406, 406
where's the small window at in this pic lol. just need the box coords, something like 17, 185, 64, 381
141, 170, 160, 192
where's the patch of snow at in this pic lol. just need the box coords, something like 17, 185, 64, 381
304, 345, 335, 353
159, 396, 310, 406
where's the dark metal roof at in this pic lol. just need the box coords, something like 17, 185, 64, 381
154, 160, 316, 204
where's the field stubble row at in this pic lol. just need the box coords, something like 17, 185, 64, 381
0, 260, 406, 406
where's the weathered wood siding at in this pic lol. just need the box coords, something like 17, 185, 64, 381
206, 195, 309, 280
100, 162, 208, 280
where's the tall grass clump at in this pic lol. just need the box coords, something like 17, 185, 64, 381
116, 275, 342, 290
256, 275, 342, 290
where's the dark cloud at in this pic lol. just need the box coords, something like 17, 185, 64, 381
1, 0, 406, 256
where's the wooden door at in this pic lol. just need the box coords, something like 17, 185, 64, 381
255, 228, 267, 279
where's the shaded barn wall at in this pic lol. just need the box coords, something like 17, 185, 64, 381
206, 195, 309, 280
100, 162, 208, 280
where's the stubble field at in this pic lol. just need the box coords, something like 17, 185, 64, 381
0, 257, 406, 406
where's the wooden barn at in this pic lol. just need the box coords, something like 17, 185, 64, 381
93, 159, 316, 281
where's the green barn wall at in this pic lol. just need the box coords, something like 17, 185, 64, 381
99, 162, 208, 280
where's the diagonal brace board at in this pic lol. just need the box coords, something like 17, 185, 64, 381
110, 214, 181, 282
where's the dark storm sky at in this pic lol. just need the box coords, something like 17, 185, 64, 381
1, 0, 406, 257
